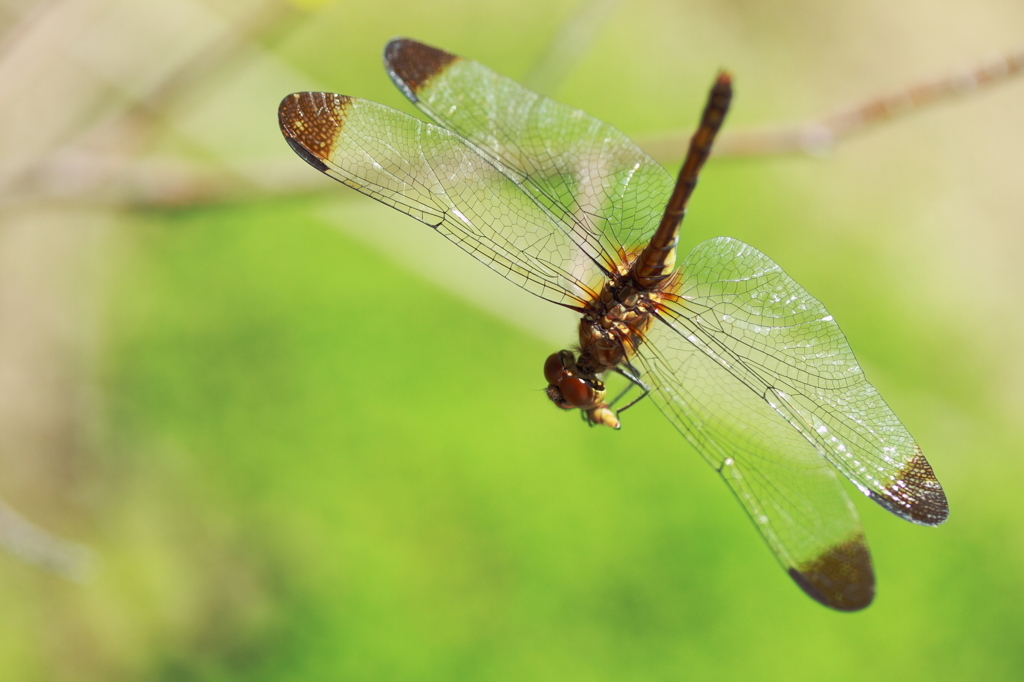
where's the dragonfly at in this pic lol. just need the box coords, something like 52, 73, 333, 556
278, 38, 948, 611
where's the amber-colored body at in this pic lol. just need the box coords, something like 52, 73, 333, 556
544, 267, 676, 428
544, 74, 733, 428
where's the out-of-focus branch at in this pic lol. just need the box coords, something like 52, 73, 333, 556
107, 0, 300, 146
0, 0, 307, 579
0, 500, 93, 581
0, 152, 327, 210
0, 0, 304, 206
7, 37, 1023, 208
639, 46, 1024, 162
521, 0, 620, 96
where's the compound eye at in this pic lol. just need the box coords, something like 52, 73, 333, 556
543, 352, 568, 386
559, 375, 598, 409
546, 384, 573, 409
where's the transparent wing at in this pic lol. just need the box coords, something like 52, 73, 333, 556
634, 237, 946, 593
279, 92, 612, 307
634, 317, 875, 611
655, 237, 948, 525
384, 38, 676, 276
630, 236, 948, 607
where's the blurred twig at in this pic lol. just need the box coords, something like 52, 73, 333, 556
0, 500, 93, 580
0, 0, 310, 580
522, 0, 620, 97
639, 46, 1024, 162
0, 0, 313, 209
3, 7, 1021, 208
127, 0, 300, 119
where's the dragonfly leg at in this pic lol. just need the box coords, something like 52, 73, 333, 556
609, 363, 651, 416
613, 361, 644, 388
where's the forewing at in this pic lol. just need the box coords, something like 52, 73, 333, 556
279, 92, 607, 307
383, 38, 676, 276
635, 308, 875, 610
650, 236, 948, 525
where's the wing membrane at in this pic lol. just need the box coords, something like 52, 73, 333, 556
645, 236, 947, 527
384, 38, 676, 276
629, 236, 949, 608
280, 92, 613, 307
634, 325, 875, 610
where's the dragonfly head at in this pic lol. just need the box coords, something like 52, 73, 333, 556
543, 351, 619, 428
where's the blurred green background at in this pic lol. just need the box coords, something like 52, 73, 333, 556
1, 0, 1022, 680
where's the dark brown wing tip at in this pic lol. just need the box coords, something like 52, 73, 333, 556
871, 447, 949, 526
384, 38, 459, 102
789, 534, 875, 612
278, 92, 348, 174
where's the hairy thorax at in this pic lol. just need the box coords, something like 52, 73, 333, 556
544, 269, 679, 428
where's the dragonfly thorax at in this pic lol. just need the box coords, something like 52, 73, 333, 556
543, 276, 667, 429
578, 278, 660, 373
